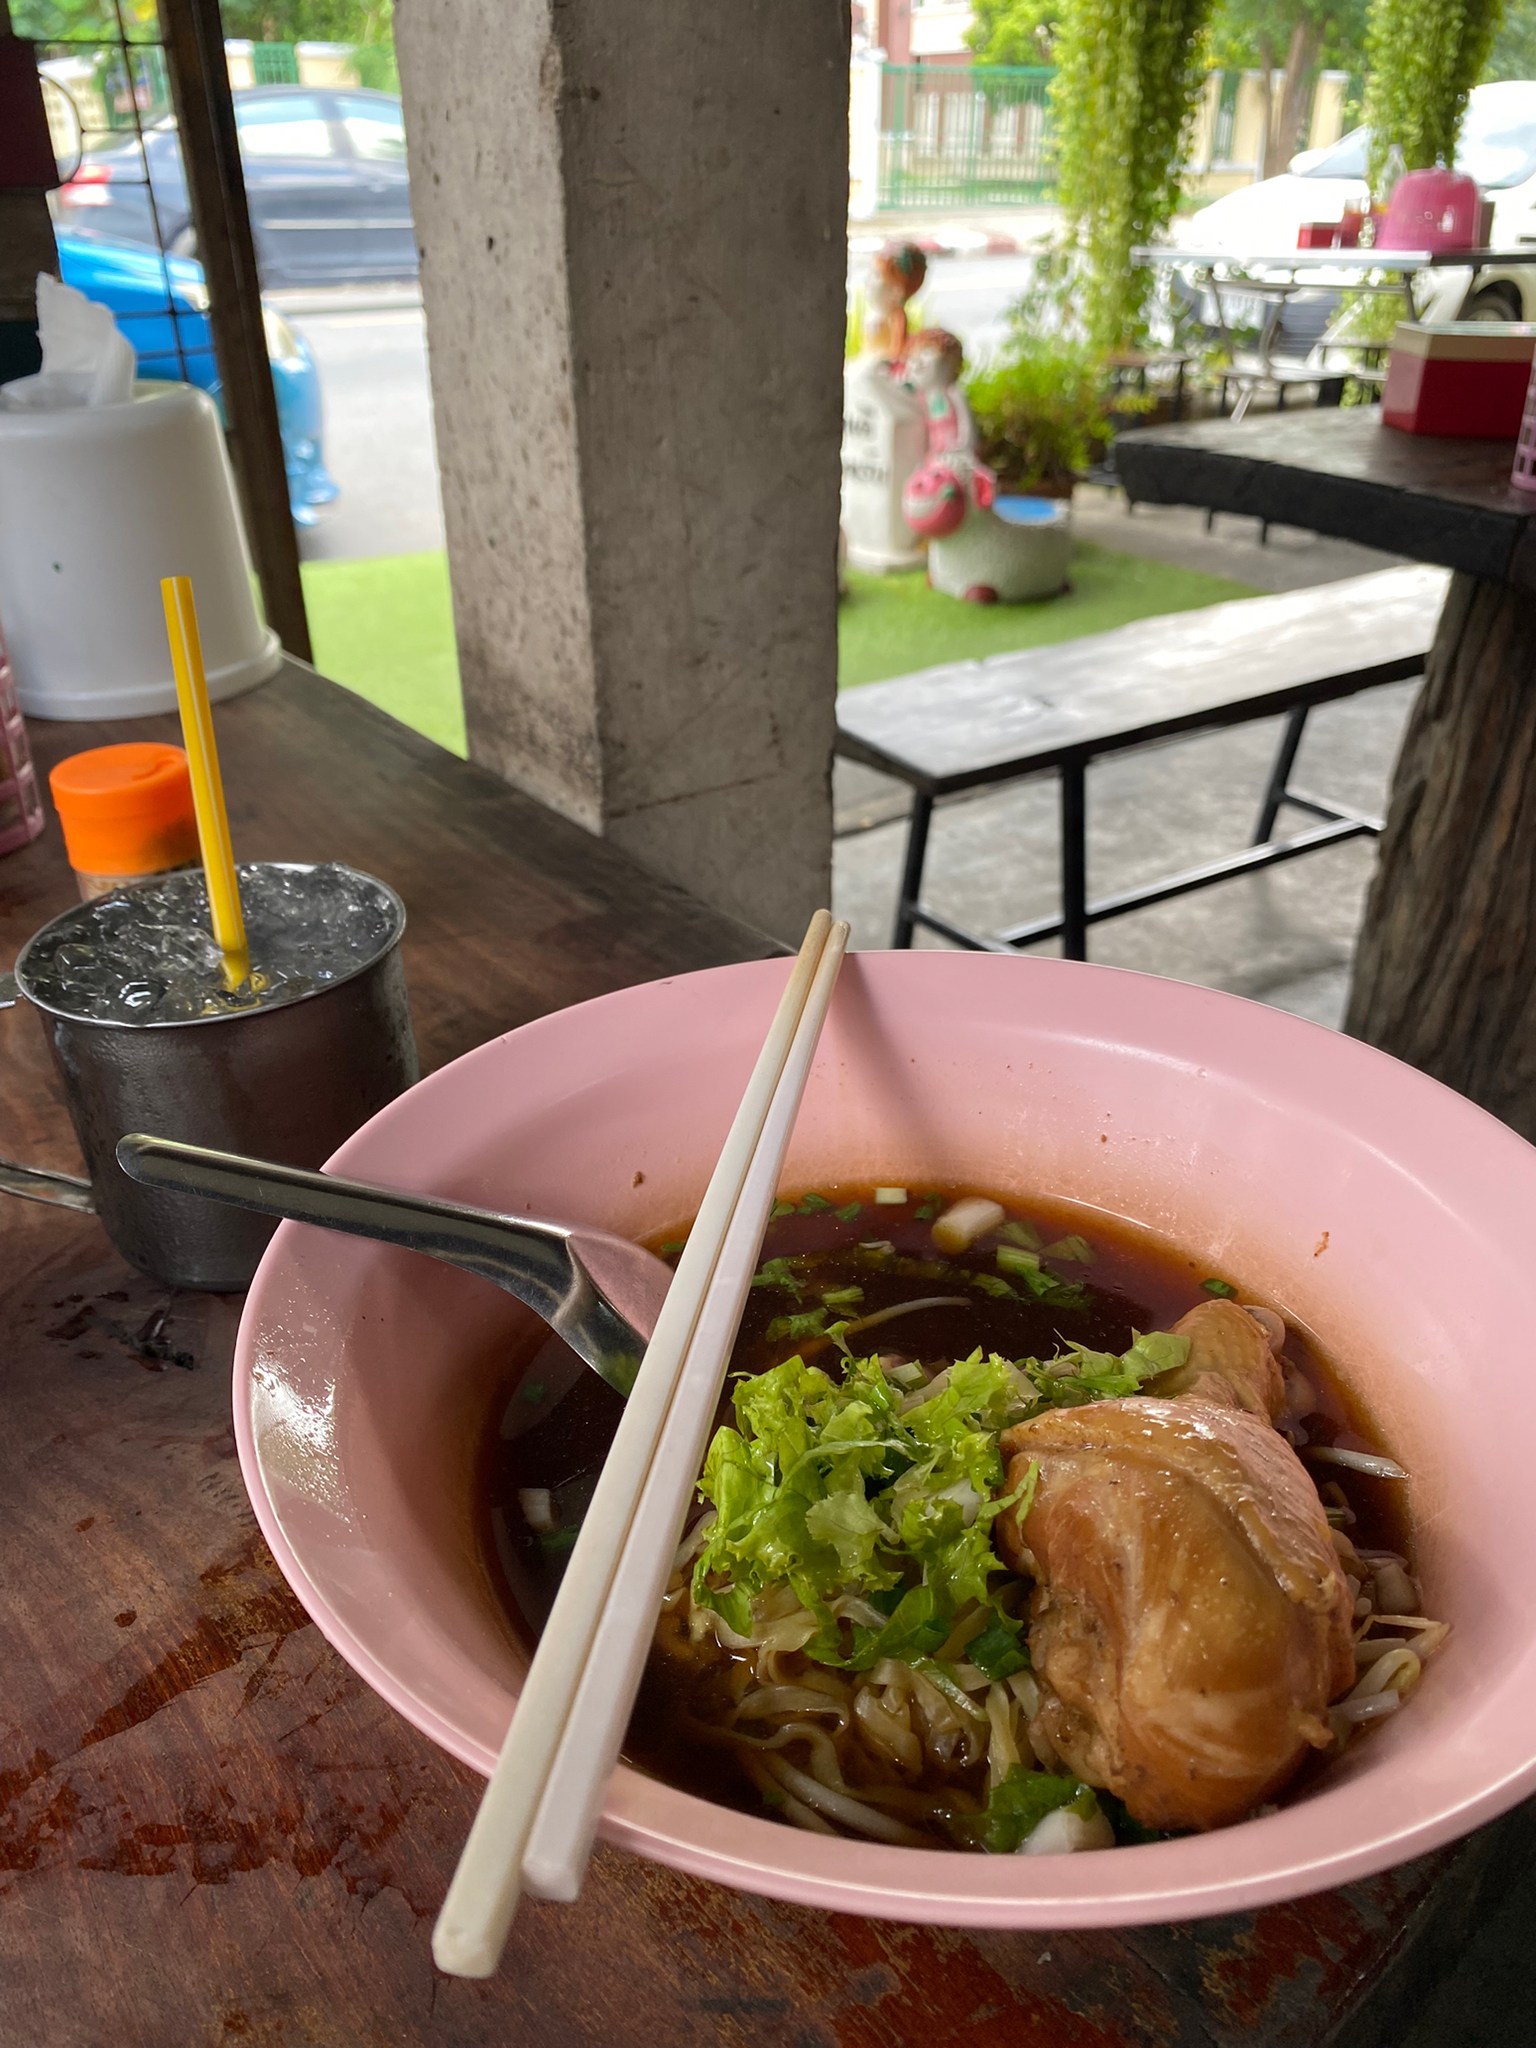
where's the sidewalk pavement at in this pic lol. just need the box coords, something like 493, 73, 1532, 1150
831, 496, 1414, 1033
849, 205, 1058, 257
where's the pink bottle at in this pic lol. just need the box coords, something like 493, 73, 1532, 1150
1378, 167, 1482, 252
0, 626, 46, 858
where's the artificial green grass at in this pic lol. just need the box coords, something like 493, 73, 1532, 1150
838, 543, 1255, 688
302, 551, 467, 756
300, 541, 1256, 752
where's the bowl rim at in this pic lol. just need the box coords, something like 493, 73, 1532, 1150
233, 950, 1536, 1928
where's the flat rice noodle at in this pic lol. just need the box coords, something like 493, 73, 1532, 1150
761, 1755, 932, 1846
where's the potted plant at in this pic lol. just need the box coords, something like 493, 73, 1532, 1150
963, 330, 1121, 497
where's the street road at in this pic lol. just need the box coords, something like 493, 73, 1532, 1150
284, 254, 1037, 561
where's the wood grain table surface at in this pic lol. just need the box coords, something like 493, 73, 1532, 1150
1116, 411, 1536, 589
2, 665, 1532, 2048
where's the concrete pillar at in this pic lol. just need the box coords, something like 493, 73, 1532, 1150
394, 0, 848, 944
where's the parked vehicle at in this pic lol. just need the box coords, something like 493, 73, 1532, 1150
1178, 80, 1536, 322
55, 231, 338, 524
53, 85, 415, 288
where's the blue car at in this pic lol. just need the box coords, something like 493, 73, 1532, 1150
55, 230, 338, 525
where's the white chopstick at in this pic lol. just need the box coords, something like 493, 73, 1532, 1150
520, 918, 849, 1902
431, 911, 847, 1978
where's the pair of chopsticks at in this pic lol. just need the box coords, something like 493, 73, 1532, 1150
432, 910, 850, 1978
161, 575, 248, 989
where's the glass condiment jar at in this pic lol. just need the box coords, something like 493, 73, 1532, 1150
0, 635, 45, 858
48, 742, 200, 900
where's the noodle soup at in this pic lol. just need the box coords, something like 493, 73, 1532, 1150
478, 1187, 1442, 1854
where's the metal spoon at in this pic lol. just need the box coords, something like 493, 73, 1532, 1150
115, 1133, 673, 1397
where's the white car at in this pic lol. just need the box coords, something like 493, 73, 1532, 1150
1178, 79, 1536, 322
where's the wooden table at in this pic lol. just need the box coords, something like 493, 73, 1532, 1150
3, 664, 1533, 2046
1117, 410, 1536, 1142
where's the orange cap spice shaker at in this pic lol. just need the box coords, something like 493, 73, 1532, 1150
49, 743, 201, 900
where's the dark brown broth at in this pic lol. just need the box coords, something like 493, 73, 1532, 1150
474, 1185, 1410, 1828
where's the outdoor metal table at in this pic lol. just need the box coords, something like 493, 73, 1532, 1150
1133, 245, 1536, 272
1130, 246, 1536, 421
1117, 408, 1536, 1143
3, 659, 1534, 2046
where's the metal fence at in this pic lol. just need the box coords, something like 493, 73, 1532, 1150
878, 65, 1055, 210
250, 42, 301, 86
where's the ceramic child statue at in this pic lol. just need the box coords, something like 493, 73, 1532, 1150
900, 327, 1072, 605
840, 241, 930, 573
864, 241, 927, 364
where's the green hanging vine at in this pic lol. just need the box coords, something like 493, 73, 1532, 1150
1362, 0, 1507, 196
1050, 0, 1217, 354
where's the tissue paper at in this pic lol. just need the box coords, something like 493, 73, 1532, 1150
1, 274, 136, 410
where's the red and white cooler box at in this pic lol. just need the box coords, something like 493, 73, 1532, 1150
1382, 321, 1536, 438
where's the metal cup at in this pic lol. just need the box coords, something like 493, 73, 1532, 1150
0, 861, 419, 1289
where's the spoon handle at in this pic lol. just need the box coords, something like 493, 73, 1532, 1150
115, 1132, 578, 1322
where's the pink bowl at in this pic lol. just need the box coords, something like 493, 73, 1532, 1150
234, 951, 1536, 1927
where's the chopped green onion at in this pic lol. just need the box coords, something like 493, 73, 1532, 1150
953, 1771, 1094, 1854
659, 1240, 685, 1258
765, 1307, 829, 1343
770, 1200, 796, 1221
997, 1217, 1042, 1250
1202, 1277, 1238, 1298
1042, 1235, 1095, 1264
914, 1195, 942, 1221
751, 1256, 805, 1296
835, 1201, 863, 1223
873, 1186, 909, 1205
996, 1244, 1042, 1280
971, 1272, 1018, 1299
798, 1192, 834, 1214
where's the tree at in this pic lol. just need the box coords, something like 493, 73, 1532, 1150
217, 0, 392, 44
1210, 0, 1370, 176
1051, 0, 1217, 352
966, 0, 1062, 63
1483, 0, 1536, 74
970, 0, 1371, 182
1363, 0, 1506, 192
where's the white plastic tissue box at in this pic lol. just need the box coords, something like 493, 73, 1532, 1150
0, 277, 281, 720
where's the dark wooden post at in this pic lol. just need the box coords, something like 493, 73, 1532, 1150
1345, 572, 1536, 1140
158, 0, 311, 660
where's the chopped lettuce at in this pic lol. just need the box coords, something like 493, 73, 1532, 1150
955, 1768, 1097, 1853
690, 1332, 1174, 1669
967, 1608, 1030, 1681
692, 1328, 1187, 1675
1020, 1330, 1186, 1407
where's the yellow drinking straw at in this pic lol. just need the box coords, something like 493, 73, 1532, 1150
160, 575, 250, 990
